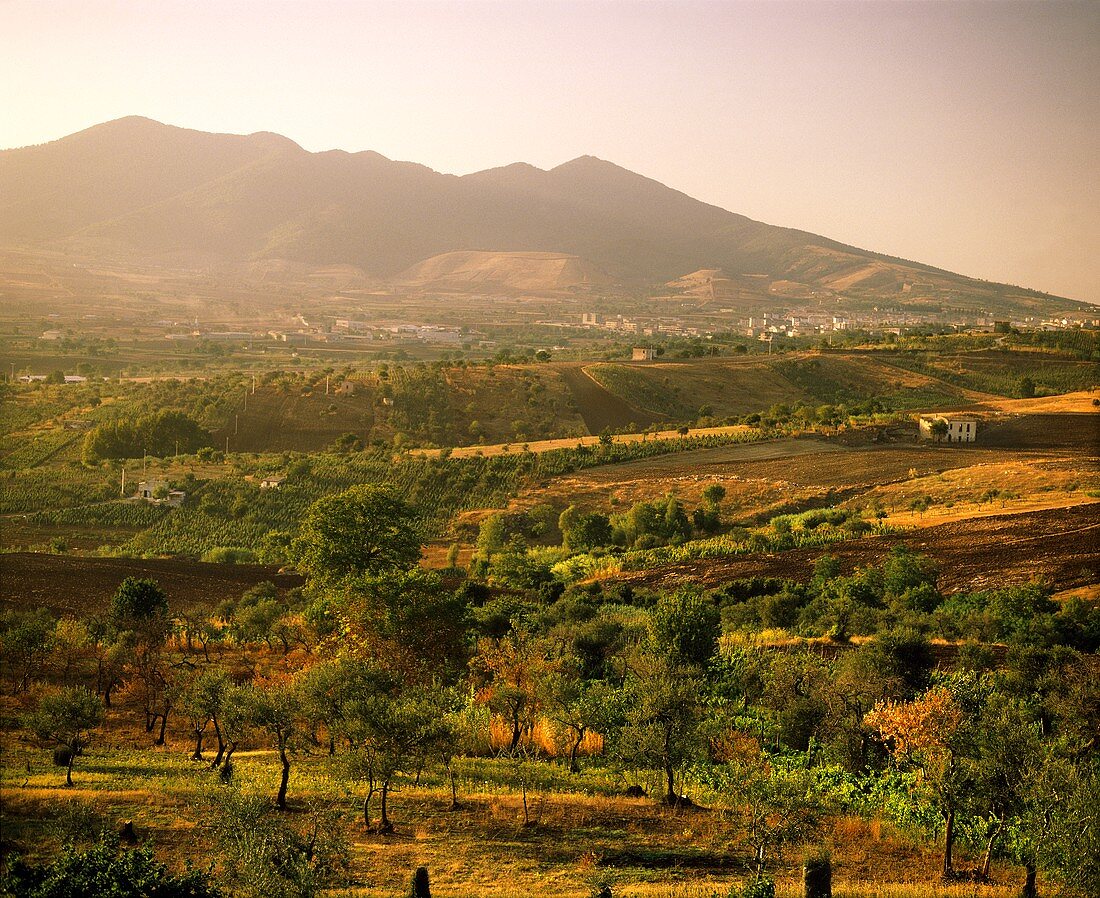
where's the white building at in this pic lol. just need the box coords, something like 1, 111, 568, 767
919, 416, 978, 443
137, 480, 186, 506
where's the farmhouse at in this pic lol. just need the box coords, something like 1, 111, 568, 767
260, 475, 286, 490
631, 347, 656, 361
919, 415, 978, 443
137, 480, 187, 506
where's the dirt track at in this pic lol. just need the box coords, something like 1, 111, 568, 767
560, 365, 657, 433
613, 503, 1100, 594
0, 553, 303, 616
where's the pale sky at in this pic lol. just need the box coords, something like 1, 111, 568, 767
3, 0, 1098, 302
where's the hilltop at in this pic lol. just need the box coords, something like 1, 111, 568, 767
0, 117, 1089, 316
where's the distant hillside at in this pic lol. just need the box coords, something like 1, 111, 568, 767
396, 251, 614, 292
0, 117, 1088, 316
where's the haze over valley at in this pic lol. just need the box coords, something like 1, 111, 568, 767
1, 4, 1098, 898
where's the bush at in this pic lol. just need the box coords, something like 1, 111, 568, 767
201, 546, 258, 564
2, 837, 221, 898
737, 877, 775, 898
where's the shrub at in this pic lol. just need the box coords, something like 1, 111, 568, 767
737, 877, 775, 898
1, 837, 221, 898
201, 546, 257, 564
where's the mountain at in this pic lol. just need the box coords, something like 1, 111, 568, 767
0, 117, 1085, 313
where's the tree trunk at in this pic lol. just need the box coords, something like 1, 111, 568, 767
276, 745, 291, 810
380, 780, 393, 833
980, 816, 1004, 879
665, 761, 677, 805
1021, 860, 1037, 898
191, 727, 204, 761
569, 729, 584, 774
328, 734, 335, 756
104, 680, 114, 708
210, 718, 225, 766
155, 704, 170, 746
363, 777, 375, 826
449, 766, 459, 810
942, 808, 956, 877
65, 749, 75, 788
222, 742, 236, 768
509, 712, 521, 751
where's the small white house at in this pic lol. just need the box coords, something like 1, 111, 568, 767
919, 415, 978, 443
632, 347, 656, 361
137, 480, 186, 506
260, 475, 286, 490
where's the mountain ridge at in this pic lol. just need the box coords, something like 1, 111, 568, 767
0, 117, 1086, 313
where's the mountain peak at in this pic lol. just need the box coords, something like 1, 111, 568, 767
553, 154, 620, 172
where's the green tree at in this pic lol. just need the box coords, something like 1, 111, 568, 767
342, 666, 448, 833
710, 755, 825, 876
475, 513, 508, 559
110, 578, 169, 630
558, 505, 612, 552
290, 486, 421, 583
334, 569, 469, 683
207, 788, 347, 898
614, 648, 707, 805
0, 609, 57, 693
178, 668, 231, 762
26, 687, 103, 787
651, 590, 720, 667
702, 483, 726, 507
242, 678, 302, 810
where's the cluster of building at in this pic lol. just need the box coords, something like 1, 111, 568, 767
577, 313, 704, 337
17, 374, 90, 383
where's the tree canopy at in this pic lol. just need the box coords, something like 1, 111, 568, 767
290, 486, 422, 582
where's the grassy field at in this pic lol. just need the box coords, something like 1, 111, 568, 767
0, 725, 1031, 898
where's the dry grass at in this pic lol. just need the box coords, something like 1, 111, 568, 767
0, 727, 1034, 898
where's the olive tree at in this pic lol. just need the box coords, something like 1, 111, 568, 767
27, 686, 103, 786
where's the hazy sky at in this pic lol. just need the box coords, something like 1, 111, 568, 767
3, 0, 1098, 302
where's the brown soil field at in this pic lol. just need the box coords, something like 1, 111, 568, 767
486, 438, 844, 522
611, 503, 1099, 594
560, 364, 657, 433
977, 412, 1100, 452
0, 553, 303, 616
